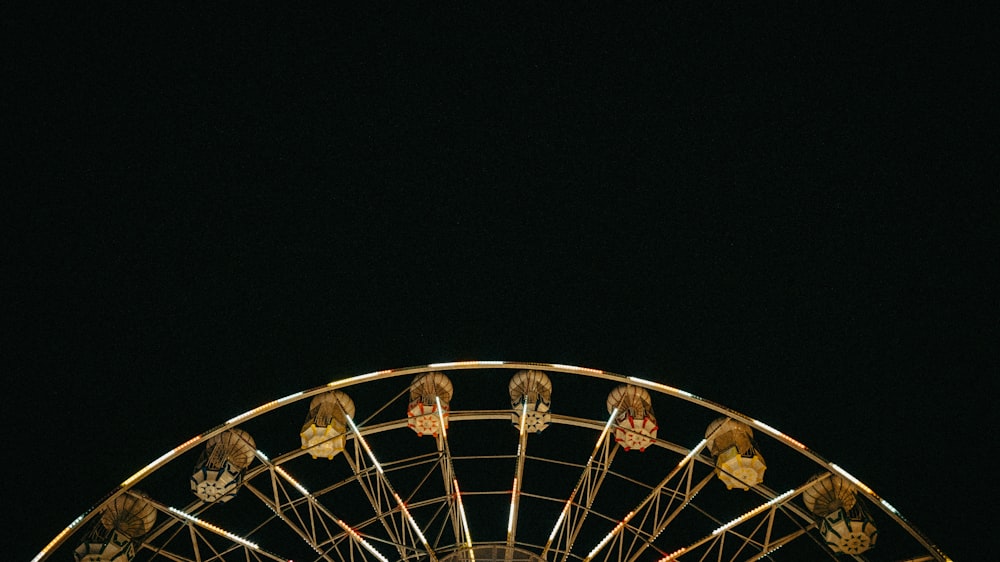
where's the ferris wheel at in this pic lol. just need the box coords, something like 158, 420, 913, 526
34, 361, 951, 562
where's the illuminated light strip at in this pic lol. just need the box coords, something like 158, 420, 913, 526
751, 543, 785, 560
591, 407, 619, 461
508, 401, 528, 539
31, 512, 90, 562
227, 391, 305, 425
585, 439, 707, 561
508, 477, 518, 534
329, 370, 391, 388
429, 361, 504, 368
630, 376, 808, 451
880, 498, 901, 515
122, 434, 203, 487
274, 465, 311, 497
711, 488, 796, 536
438, 398, 473, 551
519, 401, 528, 439
750, 419, 807, 449
684, 439, 708, 464
347, 413, 434, 559
548, 506, 569, 543
545, 408, 619, 546
552, 363, 605, 375
271, 464, 390, 562
515, 401, 528, 459
435, 396, 448, 439
627, 376, 694, 399
454, 479, 473, 548
661, 547, 686, 561
393, 492, 431, 548
830, 463, 875, 496
345, 415, 384, 474
37, 362, 953, 562
340, 524, 390, 562
168, 506, 260, 550
586, 510, 635, 560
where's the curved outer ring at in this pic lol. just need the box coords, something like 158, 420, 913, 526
32, 360, 951, 562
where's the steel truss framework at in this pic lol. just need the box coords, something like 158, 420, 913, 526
34, 361, 951, 562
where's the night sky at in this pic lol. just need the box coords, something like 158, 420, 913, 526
7, 6, 994, 561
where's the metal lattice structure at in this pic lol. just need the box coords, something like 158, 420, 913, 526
34, 361, 952, 562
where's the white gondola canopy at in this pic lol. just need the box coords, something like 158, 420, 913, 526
509, 369, 552, 432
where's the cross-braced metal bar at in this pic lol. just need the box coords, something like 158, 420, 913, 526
542, 409, 620, 562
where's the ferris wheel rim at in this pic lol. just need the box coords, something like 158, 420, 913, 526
33, 360, 951, 562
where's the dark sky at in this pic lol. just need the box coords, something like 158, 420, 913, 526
6, 5, 994, 561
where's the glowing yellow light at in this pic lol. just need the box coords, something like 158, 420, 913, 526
429, 361, 499, 368
552, 364, 604, 375
226, 392, 303, 425
122, 434, 202, 487
329, 370, 390, 389
31, 511, 90, 562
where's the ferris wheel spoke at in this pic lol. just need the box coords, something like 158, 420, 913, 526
741, 523, 819, 562
541, 408, 620, 562
657, 477, 835, 562
139, 495, 290, 562
579, 438, 710, 562
614, 422, 763, 562
506, 401, 530, 548
433, 395, 474, 551
256, 449, 393, 562
38, 362, 952, 562
340, 438, 417, 560
347, 413, 440, 562
505, 369, 554, 553
621, 466, 717, 562
241, 477, 338, 562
